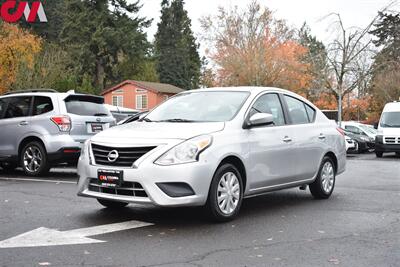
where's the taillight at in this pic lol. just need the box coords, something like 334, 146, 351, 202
336, 127, 345, 137
51, 116, 71, 132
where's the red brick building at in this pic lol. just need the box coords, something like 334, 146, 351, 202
101, 80, 184, 111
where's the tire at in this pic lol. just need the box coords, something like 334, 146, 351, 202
309, 156, 336, 199
97, 199, 128, 209
20, 141, 50, 176
396, 152, 400, 157
206, 163, 244, 222
375, 151, 383, 158
0, 162, 18, 172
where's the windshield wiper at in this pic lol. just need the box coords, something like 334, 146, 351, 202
141, 117, 152, 122
94, 113, 108, 116
159, 118, 196, 123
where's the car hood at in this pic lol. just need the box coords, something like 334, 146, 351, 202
91, 121, 225, 142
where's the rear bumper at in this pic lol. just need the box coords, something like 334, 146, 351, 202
48, 147, 81, 164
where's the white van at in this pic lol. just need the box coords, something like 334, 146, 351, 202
375, 102, 400, 157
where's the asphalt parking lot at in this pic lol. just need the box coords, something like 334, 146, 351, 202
0, 153, 399, 267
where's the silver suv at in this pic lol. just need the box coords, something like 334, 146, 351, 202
77, 87, 346, 221
0, 89, 115, 176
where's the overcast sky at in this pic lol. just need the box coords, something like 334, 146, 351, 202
137, 0, 398, 46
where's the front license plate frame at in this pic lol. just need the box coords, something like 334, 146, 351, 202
97, 169, 123, 187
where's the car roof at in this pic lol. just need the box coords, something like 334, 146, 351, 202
185, 86, 291, 95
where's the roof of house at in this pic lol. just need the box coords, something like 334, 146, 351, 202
101, 80, 185, 95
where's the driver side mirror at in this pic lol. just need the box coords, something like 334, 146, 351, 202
244, 113, 274, 129
373, 122, 378, 129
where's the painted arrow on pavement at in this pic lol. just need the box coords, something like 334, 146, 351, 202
0, 220, 154, 248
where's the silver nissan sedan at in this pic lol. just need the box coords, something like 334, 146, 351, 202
77, 87, 346, 221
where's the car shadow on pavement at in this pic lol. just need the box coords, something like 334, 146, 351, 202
0, 167, 78, 180
76, 190, 319, 229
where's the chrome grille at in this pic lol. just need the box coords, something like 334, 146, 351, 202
91, 143, 156, 167
384, 137, 399, 144
88, 178, 148, 197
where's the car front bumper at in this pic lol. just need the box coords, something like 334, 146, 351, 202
375, 143, 400, 153
77, 154, 216, 207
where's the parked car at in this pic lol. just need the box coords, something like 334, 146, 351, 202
0, 89, 116, 176
345, 136, 357, 152
342, 129, 369, 153
341, 121, 376, 149
77, 87, 346, 221
375, 101, 400, 157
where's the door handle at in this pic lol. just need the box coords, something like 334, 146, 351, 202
283, 136, 292, 143
318, 133, 326, 140
19, 121, 28, 126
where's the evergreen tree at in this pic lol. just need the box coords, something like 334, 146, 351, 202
298, 23, 328, 95
155, 0, 201, 89
60, 0, 151, 92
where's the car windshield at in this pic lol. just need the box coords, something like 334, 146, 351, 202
145, 91, 250, 122
380, 112, 400, 127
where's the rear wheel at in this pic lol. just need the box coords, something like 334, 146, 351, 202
206, 163, 243, 222
20, 141, 50, 176
375, 151, 383, 158
97, 199, 128, 209
396, 152, 400, 157
309, 156, 335, 199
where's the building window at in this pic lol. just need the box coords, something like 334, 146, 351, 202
136, 95, 148, 109
112, 95, 123, 107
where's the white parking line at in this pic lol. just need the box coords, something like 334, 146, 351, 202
0, 177, 76, 184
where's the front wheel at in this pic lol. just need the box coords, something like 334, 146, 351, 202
20, 141, 50, 176
375, 151, 383, 158
97, 199, 128, 209
309, 157, 335, 199
206, 163, 243, 222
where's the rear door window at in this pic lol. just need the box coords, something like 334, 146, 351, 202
284, 95, 310, 124
65, 95, 109, 116
4, 96, 32, 119
33, 96, 54, 115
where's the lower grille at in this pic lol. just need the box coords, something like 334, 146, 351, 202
384, 137, 399, 144
88, 178, 148, 197
91, 143, 157, 167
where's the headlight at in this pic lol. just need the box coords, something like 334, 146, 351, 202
155, 135, 212, 166
81, 140, 89, 157
360, 136, 369, 142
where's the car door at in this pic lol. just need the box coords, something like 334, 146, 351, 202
282, 95, 324, 180
247, 93, 298, 191
0, 96, 33, 158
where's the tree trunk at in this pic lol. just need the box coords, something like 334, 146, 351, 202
95, 58, 105, 91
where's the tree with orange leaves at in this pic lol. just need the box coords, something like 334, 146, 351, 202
0, 22, 41, 94
200, 1, 312, 94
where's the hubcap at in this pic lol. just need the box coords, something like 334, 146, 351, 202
217, 172, 240, 215
23, 146, 42, 173
321, 161, 334, 193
